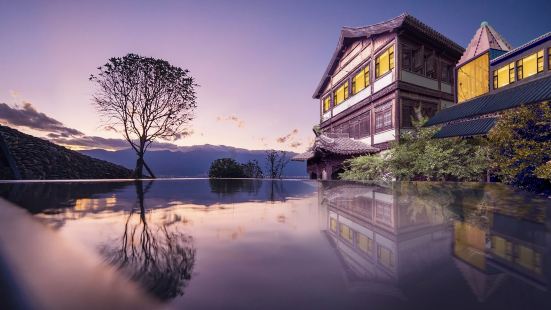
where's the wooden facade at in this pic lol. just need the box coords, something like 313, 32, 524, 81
300, 14, 464, 180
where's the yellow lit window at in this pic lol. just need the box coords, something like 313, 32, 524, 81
323, 96, 331, 112
493, 62, 515, 89
352, 66, 369, 95
548, 48, 551, 70
334, 81, 349, 105
537, 50, 544, 72
517, 50, 543, 80
375, 45, 394, 78
457, 53, 489, 103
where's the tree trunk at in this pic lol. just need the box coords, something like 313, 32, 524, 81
143, 160, 156, 179
135, 155, 144, 179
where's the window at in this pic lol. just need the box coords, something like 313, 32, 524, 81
339, 224, 354, 243
322, 96, 331, 112
378, 245, 394, 268
493, 62, 515, 89
549, 48, 551, 70
352, 66, 370, 95
375, 45, 395, 78
359, 112, 370, 138
425, 48, 436, 79
457, 53, 489, 103
517, 50, 544, 80
375, 102, 392, 132
401, 99, 419, 128
441, 61, 453, 84
330, 218, 337, 232
333, 81, 349, 105
357, 233, 373, 254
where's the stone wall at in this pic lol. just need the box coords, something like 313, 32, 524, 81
0, 125, 133, 180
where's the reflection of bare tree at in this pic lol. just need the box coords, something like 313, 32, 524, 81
101, 181, 196, 301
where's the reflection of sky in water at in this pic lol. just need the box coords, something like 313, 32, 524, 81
0, 180, 550, 309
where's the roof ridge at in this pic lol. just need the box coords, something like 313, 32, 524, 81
492, 31, 551, 64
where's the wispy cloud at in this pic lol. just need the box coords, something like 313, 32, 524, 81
216, 115, 245, 128
290, 141, 302, 148
0, 101, 182, 151
276, 128, 298, 143
0, 102, 83, 137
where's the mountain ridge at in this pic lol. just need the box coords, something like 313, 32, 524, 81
80, 145, 307, 178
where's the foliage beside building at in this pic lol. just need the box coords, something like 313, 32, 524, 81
340, 111, 489, 183
488, 102, 551, 192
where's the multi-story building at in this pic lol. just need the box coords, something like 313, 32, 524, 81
293, 13, 464, 180
426, 23, 551, 137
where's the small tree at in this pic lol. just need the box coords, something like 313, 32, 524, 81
265, 150, 290, 179
488, 102, 551, 192
241, 160, 263, 178
90, 53, 197, 178
208, 158, 245, 178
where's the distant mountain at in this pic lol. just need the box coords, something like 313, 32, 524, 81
80, 145, 308, 178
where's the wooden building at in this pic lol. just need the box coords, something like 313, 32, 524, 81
426, 24, 551, 137
293, 13, 464, 180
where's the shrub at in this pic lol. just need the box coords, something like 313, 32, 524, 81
339, 154, 392, 182
208, 158, 245, 178
488, 102, 551, 192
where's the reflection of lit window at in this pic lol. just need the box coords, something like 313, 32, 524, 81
516, 245, 543, 274
491, 235, 513, 261
378, 245, 394, 268
357, 233, 373, 254
330, 218, 337, 232
339, 224, 354, 243
375, 200, 392, 226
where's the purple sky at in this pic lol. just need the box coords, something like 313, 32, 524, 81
1, 0, 550, 151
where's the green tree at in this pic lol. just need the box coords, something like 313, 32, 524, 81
340, 155, 392, 182
208, 158, 245, 178
90, 53, 197, 178
241, 160, 263, 178
488, 102, 551, 192
340, 108, 489, 182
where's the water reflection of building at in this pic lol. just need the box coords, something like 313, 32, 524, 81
319, 182, 452, 298
320, 182, 551, 304
452, 201, 549, 300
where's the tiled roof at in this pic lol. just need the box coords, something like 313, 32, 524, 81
292, 150, 314, 161
458, 22, 512, 66
425, 75, 551, 126
434, 117, 497, 138
313, 13, 464, 99
292, 135, 379, 161
491, 32, 551, 65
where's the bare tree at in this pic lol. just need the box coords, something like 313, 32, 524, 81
265, 149, 290, 179
90, 53, 197, 178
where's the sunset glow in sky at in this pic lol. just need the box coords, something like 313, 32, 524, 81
1, 0, 550, 151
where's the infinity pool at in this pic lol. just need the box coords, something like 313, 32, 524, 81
0, 179, 550, 309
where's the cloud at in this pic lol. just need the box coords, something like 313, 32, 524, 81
0, 102, 83, 137
216, 115, 245, 128
48, 135, 180, 151
276, 128, 299, 143
0, 101, 181, 151
290, 141, 302, 148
